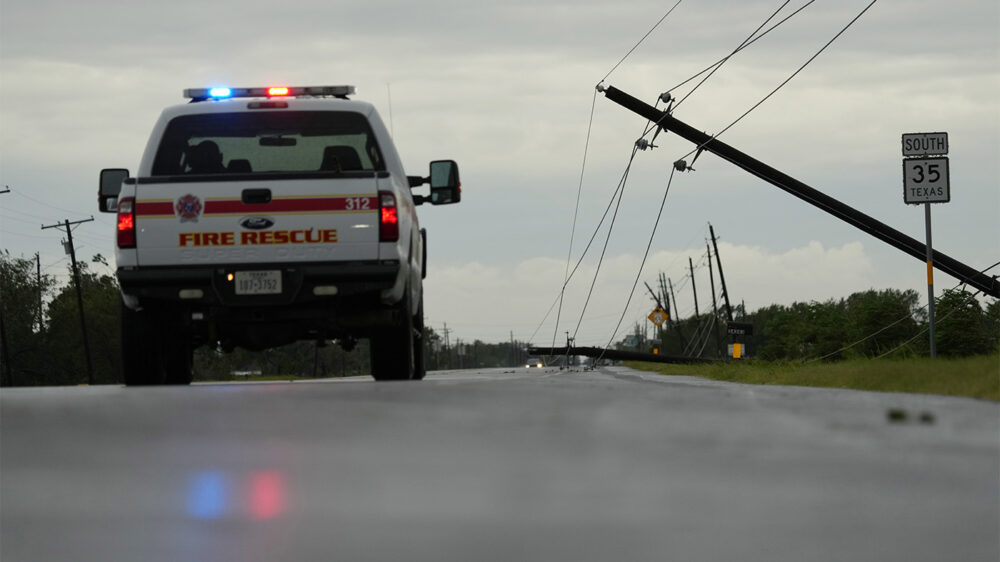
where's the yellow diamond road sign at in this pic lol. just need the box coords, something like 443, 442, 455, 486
648, 307, 668, 327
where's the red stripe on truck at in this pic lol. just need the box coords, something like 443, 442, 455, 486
135, 196, 377, 217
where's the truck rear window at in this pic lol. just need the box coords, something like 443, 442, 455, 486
151, 111, 385, 176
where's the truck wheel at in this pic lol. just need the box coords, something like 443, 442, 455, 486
370, 291, 415, 381
120, 301, 165, 386
163, 331, 194, 385
121, 302, 193, 386
412, 296, 426, 381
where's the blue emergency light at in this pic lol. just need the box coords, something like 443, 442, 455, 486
183, 85, 355, 101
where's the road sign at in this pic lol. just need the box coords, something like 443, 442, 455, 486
902, 132, 948, 157
903, 157, 950, 204
647, 307, 668, 327
726, 322, 753, 337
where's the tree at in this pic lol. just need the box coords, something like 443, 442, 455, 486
0, 251, 55, 385
45, 256, 121, 385
844, 289, 921, 357
986, 300, 1000, 352
935, 289, 992, 357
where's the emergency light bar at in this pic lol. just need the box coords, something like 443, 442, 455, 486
183, 85, 356, 101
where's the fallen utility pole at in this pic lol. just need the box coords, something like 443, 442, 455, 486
528, 346, 716, 365
600, 85, 1000, 298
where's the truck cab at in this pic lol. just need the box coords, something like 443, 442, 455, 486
99, 85, 461, 384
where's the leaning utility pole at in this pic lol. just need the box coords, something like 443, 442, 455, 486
688, 257, 699, 318
706, 240, 723, 357
709, 223, 734, 322
599, 85, 1000, 298
41, 217, 95, 385
667, 277, 687, 351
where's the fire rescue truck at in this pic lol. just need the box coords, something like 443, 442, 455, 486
98, 85, 461, 384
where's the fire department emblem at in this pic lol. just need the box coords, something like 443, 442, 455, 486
175, 194, 203, 222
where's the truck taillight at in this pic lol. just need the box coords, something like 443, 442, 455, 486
378, 191, 398, 242
117, 197, 136, 248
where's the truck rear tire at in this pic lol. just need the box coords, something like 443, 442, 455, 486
120, 301, 192, 386
370, 292, 418, 381
412, 296, 426, 381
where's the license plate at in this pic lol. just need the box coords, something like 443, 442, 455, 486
234, 270, 282, 295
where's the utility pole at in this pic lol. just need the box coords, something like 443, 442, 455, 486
0, 188, 11, 385
41, 217, 95, 385
709, 223, 734, 322
688, 257, 699, 318
667, 277, 687, 351
706, 240, 723, 358
442, 322, 451, 369
0, 288, 11, 386
510, 331, 515, 367
36, 253, 43, 332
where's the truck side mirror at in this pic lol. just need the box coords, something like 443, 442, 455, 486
429, 160, 461, 205
99, 168, 129, 212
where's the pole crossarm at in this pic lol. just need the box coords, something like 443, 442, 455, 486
601, 86, 999, 298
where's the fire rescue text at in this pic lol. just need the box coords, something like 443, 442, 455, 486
179, 229, 338, 247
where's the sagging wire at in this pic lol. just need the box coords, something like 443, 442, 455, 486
672, 0, 793, 113
804, 260, 1000, 362
596, 165, 679, 363
676, 0, 880, 164
875, 288, 982, 359
553, 87, 600, 351
573, 144, 640, 341
665, 0, 816, 98
636, 0, 818, 145
533, 141, 645, 347
599, 0, 684, 85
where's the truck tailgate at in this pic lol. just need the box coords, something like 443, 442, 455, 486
133, 176, 379, 266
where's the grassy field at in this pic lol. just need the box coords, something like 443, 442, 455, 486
626, 353, 1000, 401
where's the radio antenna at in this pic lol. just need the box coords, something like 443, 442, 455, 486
386, 83, 395, 137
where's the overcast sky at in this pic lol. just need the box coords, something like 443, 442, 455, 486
2, 0, 998, 347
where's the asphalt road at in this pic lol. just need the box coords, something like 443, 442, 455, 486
2, 367, 998, 561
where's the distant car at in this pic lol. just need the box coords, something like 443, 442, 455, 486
524, 358, 544, 368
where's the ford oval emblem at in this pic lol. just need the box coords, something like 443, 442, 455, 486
240, 216, 274, 230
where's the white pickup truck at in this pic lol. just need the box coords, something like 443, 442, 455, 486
98, 85, 461, 384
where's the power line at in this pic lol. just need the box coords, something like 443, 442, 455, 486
678, 0, 879, 162
573, 145, 639, 340
6, 186, 94, 219
599, 166, 678, 361
875, 288, 982, 359
600, 0, 684, 84
672, 0, 792, 112
804, 260, 1000, 362
535, 143, 645, 346
668, 1, 816, 108
554, 88, 600, 351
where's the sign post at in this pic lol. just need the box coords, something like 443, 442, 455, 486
902, 132, 949, 358
648, 307, 668, 355
726, 321, 753, 360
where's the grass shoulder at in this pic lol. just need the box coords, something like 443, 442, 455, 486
626, 352, 1000, 401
